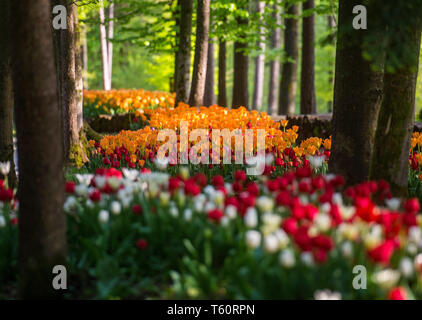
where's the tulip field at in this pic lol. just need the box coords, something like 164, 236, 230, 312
2, 89, 422, 300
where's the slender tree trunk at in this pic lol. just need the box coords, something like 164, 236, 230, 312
268, 4, 281, 115
11, 0, 66, 299
329, 0, 385, 185
0, 0, 17, 188
61, 3, 79, 161
107, 1, 114, 86
173, 0, 181, 93
327, 15, 336, 113
279, 2, 299, 115
370, 29, 421, 196
204, 40, 216, 106
300, 0, 316, 114
175, 0, 193, 105
82, 26, 89, 90
189, 0, 210, 107
218, 39, 227, 107
252, 1, 266, 110
99, 0, 111, 90
232, 7, 250, 109
74, 5, 84, 133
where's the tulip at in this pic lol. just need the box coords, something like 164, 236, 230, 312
244, 208, 258, 228
110, 201, 121, 215
0, 162, 10, 176
98, 210, 110, 224
264, 234, 279, 253
279, 249, 295, 268
225, 205, 237, 219
399, 257, 414, 278
245, 230, 261, 249
0, 215, 5, 228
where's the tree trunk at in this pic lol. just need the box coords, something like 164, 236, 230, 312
189, 0, 210, 107
99, 0, 111, 90
268, 4, 281, 115
232, 10, 249, 109
329, 0, 385, 185
74, 5, 83, 133
173, 0, 181, 93
175, 0, 193, 105
204, 40, 215, 106
107, 1, 114, 86
218, 39, 228, 107
61, 3, 79, 161
300, 0, 316, 114
11, 0, 67, 299
279, 2, 299, 115
370, 29, 421, 196
82, 26, 88, 90
252, 1, 266, 110
327, 15, 336, 113
0, 0, 17, 189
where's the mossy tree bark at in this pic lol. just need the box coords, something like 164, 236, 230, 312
218, 39, 227, 107
370, 29, 421, 196
175, 0, 193, 105
279, 2, 299, 115
11, 0, 67, 299
329, 0, 385, 185
189, 0, 210, 107
0, 0, 17, 189
300, 0, 316, 114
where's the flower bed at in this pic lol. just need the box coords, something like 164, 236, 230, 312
83, 89, 175, 120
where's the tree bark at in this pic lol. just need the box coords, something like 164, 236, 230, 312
82, 25, 88, 90
99, 0, 111, 90
74, 5, 83, 133
217, 39, 228, 107
232, 10, 249, 109
300, 0, 316, 114
0, 0, 17, 188
252, 1, 266, 110
11, 0, 66, 299
189, 0, 210, 107
204, 39, 216, 106
107, 1, 114, 85
329, 0, 385, 185
327, 15, 336, 112
61, 3, 79, 160
279, 2, 299, 115
175, 0, 193, 105
370, 29, 421, 196
268, 4, 281, 115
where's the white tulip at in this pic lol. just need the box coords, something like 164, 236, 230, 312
154, 157, 169, 170
307, 155, 325, 169
107, 177, 121, 191
257, 196, 274, 213
300, 252, 314, 267
0, 215, 6, 228
332, 193, 343, 206
274, 229, 289, 249
225, 205, 237, 219
64, 196, 77, 212
110, 201, 121, 215
408, 226, 422, 244
314, 290, 341, 300
320, 203, 331, 213
204, 201, 216, 213
98, 210, 110, 224
76, 174, 94, 186
86, 199, 95, 209
221, 216, 230, 227
340, 241, 353, 258
385, 198, 401, 211
169, 205, 179, 217
372, 269, 400, 289
0, 161, 10, 176
245, 230, 261, 249
212, 190, 225, 207
399, 257, 414, 278
244, 207, 258, 228
95, 176, 107, 189
407, 243, 418, 255
122, 168, 139, 181
264, 234, 279, 253
224, 183, 233, 195
315, 213, 331, 232
75, 184, 88, 197
184, 208, 193, 221
279, 249, 295, 268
